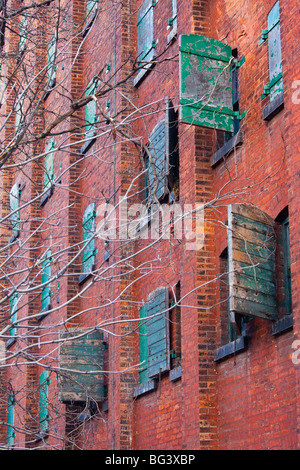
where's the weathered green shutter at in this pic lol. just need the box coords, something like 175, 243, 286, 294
228, 204, 278, 326
44, 138, 55, 190
137, 0, 157, 65
146, 287, 170, 378
10, 183, 20, 238
85, 81, 98, 140
180, 35, 245, 133
47, 33, 57, 85
139, 305, 148, 383
41, 251, 52, 311
9, 294, 18, 338
82, 203, 96, 273
86, 0, 98, 22
18, 15, 27, 52
261, 2, 283, 100
146, 99, 177, 201
59, 329, 105, 403
282, 217, 292, 314
39, 370, 50, 432
6, 395, 15, 447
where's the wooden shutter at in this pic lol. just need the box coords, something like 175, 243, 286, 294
261, 2, 283, 100
44, 138, 55, 190
10, 183, 20, 238
282, 217, 292, 314
6, 395, 15, 447
18, 15, 27, 52
146, 287, 170, 378
228, 204, 278, 325
47, 33, 57, 85
146, 99, 177, 201
59, 329, 105, 403
180, 34, 241, 133
138, 305, 148, 383
82, 203, 96, 273
9, 294, 18, 338
137, 0, 156, 65
85, 81, 98, 140
41, 251, 52, 311
39, 370, 50, 432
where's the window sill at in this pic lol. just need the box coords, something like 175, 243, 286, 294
214, 336, 248, 362
40, 187, 54, 207
262, 92, 284, 121
6, 337, 17, 349
133, 379, 158, 398
78, 266, 95, 286
9, 231, 20, 244
211, 131, 243, 168
169, 365, 181, 382
35, 429, 49, 443
82, 8, 98, 37
37, 304, 51, 322
133, 55, 156, 87
167, 23, 177, 44
43, 79, 56, 101
270, 314, 293, 336
80, 136, 96, 154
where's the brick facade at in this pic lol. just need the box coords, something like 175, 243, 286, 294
0, 0, 299, 450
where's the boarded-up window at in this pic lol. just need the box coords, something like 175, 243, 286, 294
138, 287, 170, 382
82, 203, 96, 274
39, 370, 50, 433
41, 251, 52, 312
6, 395, 15, 448
145, 99, 178, 202
44, 138, 55, 191
261, 1, 283, 101
179, 34, 246, 133
85, 80, 98, 141
9, 294, 18, 339
59, 329, 105, 403
227, 204, 278, 329
10, 183, 21, 240
86, 0, 98, 22
18, 15, 27, 53
47, 33, 57, 87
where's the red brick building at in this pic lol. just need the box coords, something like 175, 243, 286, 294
0, 0, 299, 450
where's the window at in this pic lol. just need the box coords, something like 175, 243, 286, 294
134, 0, 158, 86
40, 250, 52, 315
81, 80, 98, 153
9, 183, 21, 242
179, 34, 246, 133
167, 0, 177, 44
59, 329, 105, 403
261, 2, 283, 102
47, 33, 57, 89
145, 99, 179, 204
6, 394, 15, 448
275, 208, 292, 318
86, 0, 98, 24
137, 285, 181, 389
7, 293, 18, 347
38, 370, 50, 435
79, 203, 96, 284
15, 93, 24, 133
41, 138, 56, 206
18, 15, 27, 54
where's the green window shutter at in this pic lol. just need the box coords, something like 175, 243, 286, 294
282, 217, 292, 314
85, 81, 98, 140
86, 0, 98, 22
59, 329, 105, 403
138, 305, 148, 383
44, 138, 55, 190
168, 0, 177, 27
39, 370, 50, 432
6, 395, 15, 447
227, 204, 278, 329
146, 287, 170, 378
9, 294, 18, 338
261, 2, 283, 100
47, 33, 57, 85
19, 15, 27, 52
10, 183, 20, 238
41, 251, 52, 311
146, 99, 177, 201
137, 0, 157, 65
82, 203, 96, 273
180, 35, 245, 133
